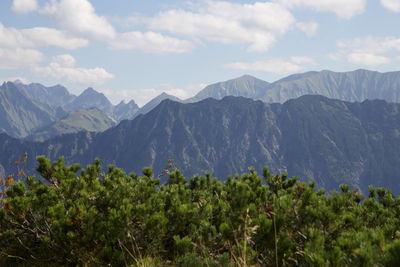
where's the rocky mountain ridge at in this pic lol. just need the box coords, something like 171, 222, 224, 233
1, 95, 400, 194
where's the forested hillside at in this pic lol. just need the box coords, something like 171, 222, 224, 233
1, 158, 400, 266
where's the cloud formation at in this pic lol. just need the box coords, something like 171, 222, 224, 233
381, 0, 400, 12
40, 0, 116, 40
276, 0, 366, 19
144, 1, 295, 52
0, 23, 88, 50
109, 31, 194, 54
348, 53, 390, 65
334, 36, 400, 65
0, 47, 43, 70
33, 54, 115, 85
12, 0, 38, 14
296, 22, 318, 37
224, 57, 315, 75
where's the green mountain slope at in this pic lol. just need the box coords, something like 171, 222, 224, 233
28, 108, 116, 141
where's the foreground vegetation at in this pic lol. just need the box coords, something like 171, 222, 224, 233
1, 157, 400, 266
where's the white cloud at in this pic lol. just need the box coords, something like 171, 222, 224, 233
296, 22, 318, 36
224, 57, 315, 75
33, 54, 114, 85
109, 31, 194, 54
12, 0, 38, 14
327, 52, 344, 61
290, 56, 316, 65
348, 53, 390, 65
334, 36, 400, 66
101, 83, 206, 106
381, 0, 400, 12
40, 0, 116, 40
0, 47, 43, 70
0, 23, 88, 50
20, 27, 89, 49
143, 1, 295, 52
337, 36, 400, 54
277, 0, 366, 19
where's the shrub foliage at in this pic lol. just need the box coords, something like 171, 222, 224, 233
1, 156, 400, 266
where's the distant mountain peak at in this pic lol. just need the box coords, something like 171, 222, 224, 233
77, 87, 107, 99
156, 92, 180, 99
133, 92, 182, 117
13, 79, 26, 85
186, 74, 270, 103
81, 87, 99, 95
238, 74, 259, 80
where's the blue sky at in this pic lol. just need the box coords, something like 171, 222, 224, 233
1, 0, 400, 106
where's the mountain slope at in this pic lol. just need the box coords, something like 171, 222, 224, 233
66, 87, 114, 115
2, 95, 400, 194
0, 82, 63, 138
112, 100, 139, 121
135, 92, 181, 116
260, 69, 400, 103
187, 70, 400, 104
28, 108, 116, 141
14, 81, 76, 108
186, 74, 270, 103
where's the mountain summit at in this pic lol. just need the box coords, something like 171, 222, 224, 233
66, 88, 114, 115
186, 74, 270, 103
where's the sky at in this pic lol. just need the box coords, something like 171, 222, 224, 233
1, 0, 400, 106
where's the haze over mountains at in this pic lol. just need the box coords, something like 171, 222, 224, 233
1, 69, 400, 194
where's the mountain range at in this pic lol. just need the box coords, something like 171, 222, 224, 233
0, 80, 187, 139
190, 69, 400, 103
26, 108, 116, 142
1, 95, 400, 195
0, 81, 139, 139
3, 69, 400, 140
0, 82, 66, 138
2, 69, 400, 194
13, 80, 76, 108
